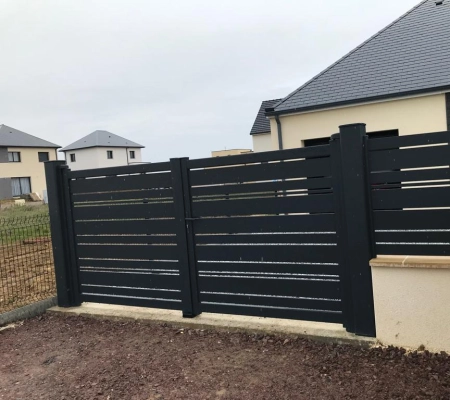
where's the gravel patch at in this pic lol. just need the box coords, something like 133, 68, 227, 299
1, 314, 449, 399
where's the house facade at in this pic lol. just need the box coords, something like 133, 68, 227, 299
0, 125, 60, 200
211, 149, 252, 157
61, 130, 144, 171
251, 0, 450, 152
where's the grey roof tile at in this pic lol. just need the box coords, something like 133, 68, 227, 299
0, 124, 60, 148
274, 0, 450, 113
61, 130, 144, 151
250, 99, 282, 135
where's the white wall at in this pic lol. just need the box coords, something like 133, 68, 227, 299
371, 259, 450, 353
252, 133, 273, 152
64, 147, 142, 171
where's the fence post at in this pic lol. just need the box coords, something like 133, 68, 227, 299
44, 161, 81, 307
170, 158, 200, 318
331, 123, 376, 337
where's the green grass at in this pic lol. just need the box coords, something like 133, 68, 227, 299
0, 204, 49, 219
0, 204, 50, 243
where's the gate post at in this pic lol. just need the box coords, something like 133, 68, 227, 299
170, 158, 200, 318
45, 161, 81, 307
330, 123, 376, 337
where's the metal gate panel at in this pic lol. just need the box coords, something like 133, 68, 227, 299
186, 145, 343, 323
68, 162, 182, 310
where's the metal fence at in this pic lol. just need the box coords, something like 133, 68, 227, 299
0, 214, 55, 313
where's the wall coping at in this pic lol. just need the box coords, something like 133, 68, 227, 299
370, 255, 450, 269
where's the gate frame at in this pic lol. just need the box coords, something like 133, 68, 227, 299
45, 161, 81, 308
331, 124, 376, 337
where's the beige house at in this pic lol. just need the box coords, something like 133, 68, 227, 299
251, 0, 450, 151
211, 149, 252, 157
0, 125, 60, 200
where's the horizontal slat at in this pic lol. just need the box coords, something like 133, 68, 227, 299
194, 214, 336, 234
370, 168, 450, 185
376, 244, 450, 256
372, 187, 450, 210
368, 131, 450, 151
73, 203, 175, 220
369, 145, 449, 171
188, 145, 330, 169
190, 158, 331, 186
75, 219, 176, 235
192, 188, 332, 202
81, 294, 182, 311
373, 210, 450, 230
375, 231, 450, 244
72, 188, 173, 203
199, 293, 341, 312
77, 235, 177, 245
195, 245, 338, 263
195, 233, 336, 245
200, 303, 342, 323
69, 161, 171, 179
79, 270, 181, 290
197, 261, 339, 276
191, 177, 332, 198
71, 172, 172, 194
198, 275, 340, 299
191, 194, 335, 217
81, 284, 180, 300
76, 244, 178, 260
78, 258, 179, 271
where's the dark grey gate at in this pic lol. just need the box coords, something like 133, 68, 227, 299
45, 123, 450, 338
185, 144, 341, 323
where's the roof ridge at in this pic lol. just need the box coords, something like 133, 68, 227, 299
275, 0, 429, 110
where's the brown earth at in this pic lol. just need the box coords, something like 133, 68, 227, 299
0, 241, 55, 313
1, 314, 449, 400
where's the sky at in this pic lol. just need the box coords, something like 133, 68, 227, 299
0, 0, 420, 162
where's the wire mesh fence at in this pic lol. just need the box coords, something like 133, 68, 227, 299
0, 214, 55, 313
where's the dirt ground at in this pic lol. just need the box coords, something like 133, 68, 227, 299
1, 314, 449, 400
0, 241, 55, 313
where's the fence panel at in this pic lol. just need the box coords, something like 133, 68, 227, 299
69, 162, 182, 310
368, 131, 450, 256
187, 146, 342, 323
0, 213, 55, 313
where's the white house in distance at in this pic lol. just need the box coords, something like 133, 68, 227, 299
60, 130, 144, 171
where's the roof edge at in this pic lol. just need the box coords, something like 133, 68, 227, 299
6, 145, 61, 149
249, 130, 271, 136
274, 0, 429, 112
266, 85, 450, 117
59, 144, 145, 152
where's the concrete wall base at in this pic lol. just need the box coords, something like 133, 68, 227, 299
0, 297, 57, 326
48, 302, 375, 347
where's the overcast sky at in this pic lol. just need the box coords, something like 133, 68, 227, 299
0, 0, 419, 162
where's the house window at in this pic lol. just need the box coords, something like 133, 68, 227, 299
302, 130, 399, 147
107, 150, 113, 159
303, 137, 330, 147
129, 150, 135, 159
38, 152, 49, 162
11, 177, 31, 196
367, 129, 399, 139
70, 153, 76, 162
8, 152, 21, 162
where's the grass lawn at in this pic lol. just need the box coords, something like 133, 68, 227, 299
0, 204, 50, 243
0, 203, 55, 312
